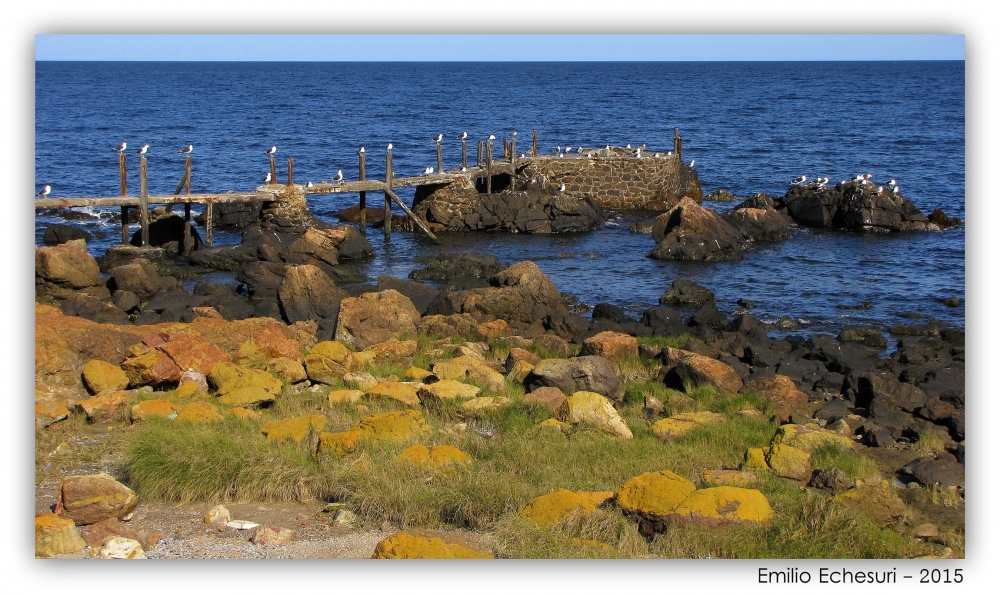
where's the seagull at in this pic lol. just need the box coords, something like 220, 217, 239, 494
306, 181, 313, 188
666, 151, 673, 156
113, 142, 127, 153
433, 134, 443, 142
565, 146, 573, 153
264, 172, 272, 184
333, 170, 343, 182
634, 148, 642, 158
626, 144, 632, 149
865, 173, 873, 180
457, 131, 468, 140
179, 144, 193, 155
136, 144, 150, 155
558, 184, 566, 192
36, 185, 51, 197
689, 160, 696, 168
488, 134, 496, 141
511, 131, 518, 137
423, 167, 434, 175
265, 146, 277, 155
359, 146, 365, 154
553, 146, 562, 154
792, 175, 808, 185
387, 143, 393, 151
460, 166, 467, 172
877, 186, 884, 194
893, 186, 900, 195
887, 178, 897, 187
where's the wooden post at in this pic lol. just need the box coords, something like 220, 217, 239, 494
269, 155, 277, 185
384, 186, 440, 244
120, 207, 129, 244
385, 148, 393, 241
118, 153, 127, 197
461, 139, 468, 170
185, 156, 192, 194
510, 136, 517, 175
477, 141, 483, 167
287, 158, 294, 186
674, 128, 682, 158
205, 198, 213, 247
436, 141, 443, 174
139, 156, 149, 247
486, 140, 493, 194
183, 203, 192, 256
358, 149, 367, 236
532, 130, 538, 157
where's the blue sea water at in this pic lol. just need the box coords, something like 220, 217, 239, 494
34, 61, 965, 334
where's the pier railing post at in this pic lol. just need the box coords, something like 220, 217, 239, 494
486, 139, 493, 194
477, 141, 483, 168
139, 155, 149, 247
385, 148, 393, 241
205, 199, 213, 247
185, 156, 192, 195
674, 128, 682, 158
532, 130, 538, 157
119, 152, 129, 244
183, 203, 192, 255
511, 136, 517, 176
287, 157, 294, 186
436, 140, 443, 174
269, 154, 277, 185
461, 139, 468, 170
359, 149, 367, 236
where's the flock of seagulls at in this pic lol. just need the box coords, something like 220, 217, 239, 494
791, 172, 902, 194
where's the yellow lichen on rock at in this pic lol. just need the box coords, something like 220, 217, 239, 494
765, 444, 813, 481
260, 414, 328, 443
616, 470, 697, 517
365, 381, 421, 407
741, 447, 769, 470
671, 487, 774, 524
651, 411, 726, 441
372, 531, 493, 559
208, 362, 282, 399
327, 389, 365, 405
397, 444, 473, 471
130, 399, 178, 422
556, 391, 633, 439
772, 423, 858, 453
317, 429, 365, 457
417, 379, 481, 401
519, 488, 615, 526
303, 340, 355, 385
35, 513, 86, 558
175, 401, 223, 424
82, 359, 130, 394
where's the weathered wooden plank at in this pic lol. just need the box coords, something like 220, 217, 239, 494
34, 191, 274, 209
385, 149, 393, 241
383, 186, 439, 244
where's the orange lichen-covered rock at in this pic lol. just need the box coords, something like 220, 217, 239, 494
417, 379, 481, 401
765, 444, 813, 481
318, 410, 430, 457
519, 489, 615, 526
772, 423, 858, 453
157, 337, 231, 377
208, 362, 282, 397
260, 414, 327, 443
120, 348, 183, 388
130, 399, 178, 422
651, 411, 726, 441
741, 447, 769, 470
580, 331, 640, 361
317, 429, 365, 457
175, 401, 223, 424
36, 401, 70, 429
76, 391, 132, 423
556, 391, 633, 439
832, 481, 908, 527
616, 470, 697, 519
365, 381, 421, 407
700, 469, 758, 487
304, 340, 355, 385
670, 487, 774, 526
431, 355, 505, 391
672, 352, 743, 393
742, 375, 809, 422
372, 531, 493, 559
397, 444, 473, 471
55, 473, 139, 526
82, 359, 130, 395
327, 389, 365, 405
36, 513, 86, 558
264, 357, 308, 384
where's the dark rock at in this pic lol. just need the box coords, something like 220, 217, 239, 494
108, 259, 173, 301
928, 208, 961, 227
837, 326, 888, 349
60, 294, 130, 325
237, 261, 288, 298
186, 242, 261, 270
901, 453, 964, 488
723, 206, 791, 242
130, 213, 203, 253
277, 264, 347, 324
735, 193, 783, 211
939, 296, 962, 308
858, 372, 929, 414
43, 224, 93, 245
659, 279, 715, 307
815, 398, 851, 424
647, 197, 746, 261
524, 355, 621, 400
727, 313, 770, 345
592, 302, 627, 323
377, 276, 440, 315
706, 189, 740, 202
862, 423, 897, 448
195, 200, 263, 230
410, 253, 504, 287
780, 182, 936, 232
808, 467, 852, 492
737, 298, 755, 309
639, 306, 687, 337
774, 316, 799, 330
688, 302, 728, 331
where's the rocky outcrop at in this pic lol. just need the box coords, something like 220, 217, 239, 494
648, 197, 746, 261
525, 356, 621, 399
335, 289, 421, 350
723, 206, 790, 242
779, 182, 944, 232
35, 239, 105, 302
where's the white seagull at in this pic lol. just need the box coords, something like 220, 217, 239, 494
136, 144, 150, 155
488, 134, 496, 141
387, 143, 393, 151
457, 131, 468, 140
667, 151, 673, 156
887, 178, 897, 187
359, 146, 365, 154
37, 185, 51, 197
893, 186, 900, 195
179, 144, 193, 155
558, 184, 566, 192
511, 131, 518, 137
266, 146, 277, 155
333, 170, 343, 182
792, 175, 808, 185
114, 142, 127, 153
433, 134, 443, 142
423, 167, 434, 175
689, 160, 696, 168
306, 181, 313, 188
460, 166, 467, 172
264, 172, 272, 184
565, 146, 573, 153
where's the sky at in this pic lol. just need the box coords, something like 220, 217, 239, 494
34, 33, 965, 62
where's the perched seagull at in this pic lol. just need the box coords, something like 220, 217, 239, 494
114, 142, 127, 153
460, 166, 467, 172
865, 173, 873, 180
457, 131, 468, 140
179, 144, 193, 155
565, 146, 573, 153
488, 134, 496, 141
653, 153, 660, 158
553, 146, 562, 154
887, 178, 897, 187
433, 134, 443, 142
877, 186, 884, 194
689, 160, 696, 168
387, 142, 393, 151
893, 186, 900, 195
558, 184, 566, 192
666, 151, 673, 156
792, 175, 808, 185
333, 170, 343, 182
265, 146, 277, 155
634, 148, 642, 158
511, 131, 518, 138
264, 172, 272, 184
423, 167, 434, 175
136, 144, 150, 155
626, 144, 632, 149
359, 146, 365, 154
306, 181, 313, 188
37, 184, 51, 198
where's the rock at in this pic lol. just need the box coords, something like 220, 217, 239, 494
264, 357, 308, 384
261, 414, 327, 444
418, 313, 481, 339
98, 536, 147, 559
808, 467, 853, 492
460, 396, 512, 414
928, 209, 961, 227
277, 264, 347, 324
742, 375, 810, 422
108, 259, 173, 301
175, 401, 223, 424
36, 402, 70, 428
304, 341, 355, 385
76, 390, 132, 423
518, 489, 615, 525
120, 348, 184, 388
79, 516, 147, 548
396, 444, 473, 471
858, 372, 929, 415
741, 447, 769, 470
772, 423, 858, 453
376, 276, 440, 315
365, 381, 422, 407
525, 356, 621, 400
723, 206, 790, 242
81, 359, 130, 394
318, 410, 430, 456
130, 399, 179, 422
658, 279, 715, 306
616, 470, 698, 535
523, 386, 567, 411
580, 330, 639, 361
417, 379, 481, 401
35, 239, 103, 297
35, 513, 87, 557
208, 362, 282, 402
409, 253, 505, 285
765, 444, 813, 481
156, 336, 232, 377
327, 389, 365, 405
250, 525, 295, 546
670, 487, 774, 526
838, 326, 888, 349
130, 213, 203, 252
707, 189, 740, 202
43, 223, 94, 245
648, 197, 746, 261
664, 349, 743, 393
555, 391, 633, 439
781, 182, 935, 232
832, 481, 908, 527
372, 531, 493, 559
431, 355, 505, 391
55, 473, 140, 526
204, 504, 232, 529
902, 453, 964, 488
651, 411, 726, 441
335, 289, 420, 350
700, 470, 758, 487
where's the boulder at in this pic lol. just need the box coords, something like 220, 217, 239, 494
523, 386, 568, 411
372, 531, 493, 559
580, 330, 639, 361
376, 276, 440, 315
700, 470, 758, 488
35, 239, 102, 292
658, 279, 715, 307
408, 253, 505, 286
518, 489, 615, 525
648, 197, 745, 261
130, 213, 203, 252
55, 473, 140, 526
772, 423, 858, 453
555, 391, 633, 439
902, 453, 964, 488
396, 444, 473, 472
36, 402, 70, 429
277, 264, 347, 324
260, 414, 328, 444
669, 487, 774, 526
665, 350, 744, 393
832, 481, 908, 527
35, 513, 87, 557
742, 375, 810, 422
616, 470, 697, 535
81, 359, 130, 394
251, 525, 295, 546
130, 399, 179, 422
335, 289, 420, 350
723, 206, 790, 242
98, 536, 147, 559
431, 355, 506, 391
76, 391, 132, 423
781, 182, 936, 232
765, 444, 813, 481
525, 356, 621, 400
108, 259, 173, 301
417, 379, 481, 401
43, 223, 94, 245
365, 381, 422, 407
651, 411, 726, 441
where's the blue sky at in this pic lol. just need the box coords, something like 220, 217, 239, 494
34, 34, 964, 62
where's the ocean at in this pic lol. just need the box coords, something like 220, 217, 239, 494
34, 60, 965, 334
